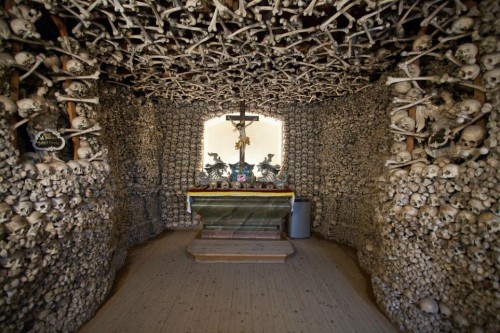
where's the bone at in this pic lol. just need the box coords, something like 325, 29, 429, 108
55, 93, 99, 104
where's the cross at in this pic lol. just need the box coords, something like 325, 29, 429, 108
226, 101, 259, 165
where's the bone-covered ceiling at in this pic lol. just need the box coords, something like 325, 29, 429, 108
18, 0, 415, 105
3, 0, 479, 106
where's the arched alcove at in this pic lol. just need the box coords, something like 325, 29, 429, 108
203, 113, 283, 177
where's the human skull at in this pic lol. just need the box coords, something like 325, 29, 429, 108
406, 88, 423, 101
35, 163, 51, 179
459, 125, 486, 148
65, 81, 88, 97
67, 160, 83, 175
456, 210, 476, 225
66, 59, 84, 74
402, 205, 418, 222
26, 211, 44, 228
439, 204, 459, 224
449, 192, 469, 209
396, 151, 412, 164
12, 201, 33, 217
482, 68, 500, 90
43, 54, 61, 72
455, 43, 479, 65
77, 160, 93, 174
479, 36, 499, 54
10, 5, 41, 23
468, 198, 487, 215
34, 199, 51, 214
451, 99, 482, 119
393, 133, 407, 142
419, 297, 439, 314
17, 98, 42, 118
69, 195, 82, 209
9, 18, 40, 39
449, 16, 475, 34
71, 116, 90, 130
49, 161, 70, 178
4, 215, 28, 235
478, 212, 500, 233
393, 81, 412, 94
0, 203, 13, 223
409, 162, 427, 177
480, 52, 500, 71
0, 95, 18, 115
411, 148, 427, 160
428, 194, 443, 207
14, 51, 36, 67
406, 63, 421, 77
77, 144, 93, 160
422, 165, 440, 178
394, 193, 409, 206
22, 162, 37, 179
51, 195, 68, 213
441, 164, 459, 178
412, 35, 432, 52
410, 193, 425, 208
418, 205, 438, 221
396, 116, 416, 132
458, 64, 481, 81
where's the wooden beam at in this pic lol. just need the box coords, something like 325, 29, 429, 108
51, 14, 80, 160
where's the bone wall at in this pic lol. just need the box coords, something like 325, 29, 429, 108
315, 81, 391, 274
370, 3, 500, 332
99, 89, 321, 240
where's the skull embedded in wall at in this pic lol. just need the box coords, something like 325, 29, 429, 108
9, 18, 40, 39
478, 212, 500, 233
468, 198, 488, 215
34, 199, 51, 214
449, 16, 475, 34
4, 215, 28, 236
439, 204, 459, 224
456, 43, 479, 65
456, 210, 476, 225
65, 81, 88, 97
422, 165, 440, 179
482, 68, 500, 90
409, 162, 427, 177
480, 52, 500, 71
411, 148, 427, 160
396, 116, 416, 132
412, 35, 432, 52
71, 116, 91, 130
51, 195, 68, 213
450, 99, 481, 120
418, 205, 438, 221
393, 81, 412, 95
459, 125, 486, 148
449, 192, 470, 209
394, 193, 409, 206
458, 64, 481, 81
428, 194, 443, 207
441, 164, 459, 178
479, 36, 499, 54
410, 193, 425, 208
0, 201, 14, 223
66, 59, 84, 75
402, 205, 418, 222
396, 151, 412, 164
406, 88, 423, 101
67, 160, 83, 175
12, 201, 33, 217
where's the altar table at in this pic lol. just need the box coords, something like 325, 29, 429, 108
187, 189, 295, 239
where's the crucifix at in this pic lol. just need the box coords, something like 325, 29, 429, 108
226, 101, 259, 166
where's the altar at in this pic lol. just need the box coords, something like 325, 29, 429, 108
187, 189, 295, 239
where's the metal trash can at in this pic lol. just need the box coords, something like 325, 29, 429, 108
288, 198, 311, 238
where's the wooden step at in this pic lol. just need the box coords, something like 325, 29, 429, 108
200, 229, 281, 239
186, 239, 295, 263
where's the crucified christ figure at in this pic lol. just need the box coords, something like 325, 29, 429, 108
231, 119, 254, 151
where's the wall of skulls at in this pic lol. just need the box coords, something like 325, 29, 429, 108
315, 81, 391, 274
370, 2, 500, 332
99, 90, 321, 238
0, 6, 123, 333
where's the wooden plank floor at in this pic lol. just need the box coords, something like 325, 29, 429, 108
79, 231, 397, 333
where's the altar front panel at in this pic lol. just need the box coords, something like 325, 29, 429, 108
187, 190, 294, 239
